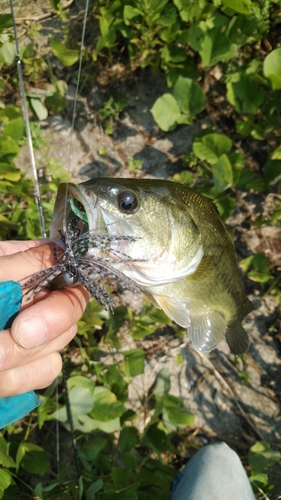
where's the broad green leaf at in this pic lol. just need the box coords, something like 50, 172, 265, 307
86, 479, 103, 498
17, 443, 50, 474
208, 30, 237, 66
123, 5, 142, 25
29, 98, 48, 121
222, 0, 252, 15
0, 450, 16, 468
0, 105, 22, 122
67, 375, 95, 393
122, 349, 145, 377
249, 473, 268, 486
163, 407, 194, 427
193, 133, 232, 164
263, 160, 281, 186
212, 154, 233, 192
263, 48, 281, 90
226, 72, 266, 113
69, 387, 94, 415
0, 14, 12, 31
90, 387, 125, 421
228, 152, 244, 184
0, 136, 19, 158
51, 40, 79, 66
0, 41, 16, 64
248, 441, 281, 474
173, 76, 205, 117
152, 368, 171, 398
0, 468, 11, 490
118, 426, 139, 454
0, 171, 21, 181
151, 93, 182, 131
45, 91, 67, 114
143, 423, 173, 453
270, 145, 281, 160
2, 117, 25, 141
215, 196, 236, 220
161, 44, 187, 63
79, 414, 121, 433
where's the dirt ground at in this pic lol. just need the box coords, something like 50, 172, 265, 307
6, 0, 281, 497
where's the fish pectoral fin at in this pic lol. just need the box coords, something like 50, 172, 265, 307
152, 295, 191, 328
188, 311, 227, 352
226, 322, 249, 355
145, 292, 161, 309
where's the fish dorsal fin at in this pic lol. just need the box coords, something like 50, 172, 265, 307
152, 295, 191, 328
188, 311, 227, 352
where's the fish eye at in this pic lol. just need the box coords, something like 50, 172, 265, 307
117, 190, 139, 213
70, 197, 88, 222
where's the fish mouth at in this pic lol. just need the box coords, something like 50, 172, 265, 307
49, 182, 104, 244
49, 181, 133, 258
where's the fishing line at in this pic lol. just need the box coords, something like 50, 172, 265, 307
10, 0, 89, 488
9, 0, 46, 238
61, 0, 90, 489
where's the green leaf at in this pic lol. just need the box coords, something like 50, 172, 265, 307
29, 98, 48, 121
90, 387, 125, 421
69, 387, 94, 415
0, 171, 21, 182
173, 76, 205, 117
215, 196, 236, 220
222, 0, 252, 15
123, 5, 142, 25
118, 427, 139, 454
208, 30, 237, 66
143, 423, 173, 453
163, 406, 194, 427
270, 145, 281, 160
263, 160, 281, 186
0, 450, 16, 468
151, 93, 182, 131
248, 441, 281, 474
16, 443, 50, 475
0, 14, 13, 31
51, 40, 79, 66
86, 479, 103, 498
45, 91, 67, 114
67, 375, 95, 393
2, 117, 25, 141
263, 48, 281, 90
193, 133, 232, 164
226, 72, 266, 113
0, 136, 19, 158
0, 41, 16, 64
122, 349, 145, 377
212, 154, 233, 192
0, 468, 12, 491
152, 368, 171, 398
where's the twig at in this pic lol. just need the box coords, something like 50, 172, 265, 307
196, 350, 266, 441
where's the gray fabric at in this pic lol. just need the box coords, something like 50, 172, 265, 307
172, 442, 256, 500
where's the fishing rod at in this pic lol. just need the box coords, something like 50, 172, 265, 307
0, 0, 90, 489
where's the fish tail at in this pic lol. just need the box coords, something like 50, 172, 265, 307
225, 322, 249, 355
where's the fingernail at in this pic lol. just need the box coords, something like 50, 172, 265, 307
15, 317, 47, 348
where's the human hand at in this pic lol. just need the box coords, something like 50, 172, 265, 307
0, 240, 89, 397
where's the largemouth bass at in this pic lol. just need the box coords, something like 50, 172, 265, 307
49, 178, 252, 354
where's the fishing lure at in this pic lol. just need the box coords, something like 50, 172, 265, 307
21, 207, 142, 308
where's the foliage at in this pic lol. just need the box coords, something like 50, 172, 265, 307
248, 441, 281, 497
0, 0, 281, 498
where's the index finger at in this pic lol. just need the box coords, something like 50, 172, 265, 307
0, 243, 57, 282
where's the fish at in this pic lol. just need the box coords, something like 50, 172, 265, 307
47, 178, 252, 355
